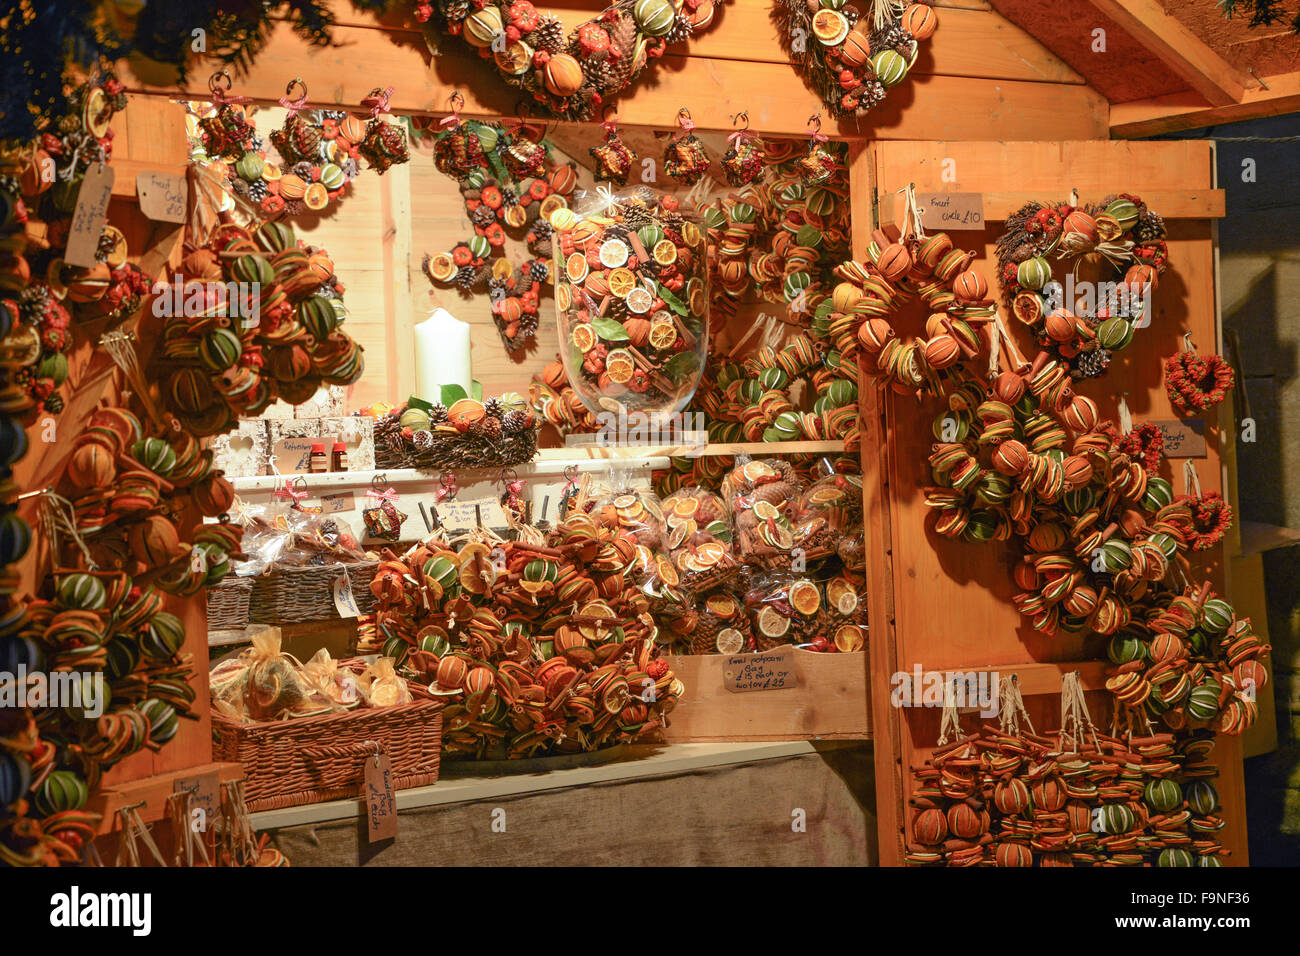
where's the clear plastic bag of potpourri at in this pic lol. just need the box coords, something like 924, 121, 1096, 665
552, 185, 709, 419
721, 456, 806, 568
661, 486, 739, 595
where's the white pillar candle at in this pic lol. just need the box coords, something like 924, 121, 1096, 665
413, 307, 472, 403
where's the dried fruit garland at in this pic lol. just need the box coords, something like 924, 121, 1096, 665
413, 0, 727, 121
777, 0, 937, 119
1165, 341, 1235, 415
997, 194, 1170, 380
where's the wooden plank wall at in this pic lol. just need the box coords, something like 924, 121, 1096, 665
858, 140, 1248, 865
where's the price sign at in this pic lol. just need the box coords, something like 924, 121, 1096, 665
136, 170, 188, 223
364, 751, 398, 842
1153, 419, 1208, 458
333, 572, 360, 618
723, 645, 799, 693
322, 491, 356, 514
437, 497, 509, 532
917, 192, 985, 230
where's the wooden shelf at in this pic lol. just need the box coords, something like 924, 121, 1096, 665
548, 440, 846, 460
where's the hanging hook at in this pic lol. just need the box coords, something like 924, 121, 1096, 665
602, 103, 619, 126
285, 77, 308, 100
807, 113, 822, 134
731, 110, 750, 132
208, 71, 232, 95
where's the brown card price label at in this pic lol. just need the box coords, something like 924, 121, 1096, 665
136, 170, 188, 223
333, 572, 360, 618
63, 165, 116, 267
437, 497, 508, 532
173, 771, 222, 831
917, 192, 985, 230
1153, 419, 1207, 458
723, 645, 798, 693
322, 491, 355, 514
271, 436, 315, 475
364, 751, 398, 842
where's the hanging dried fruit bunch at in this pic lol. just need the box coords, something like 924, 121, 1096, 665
720, 112, 767, 188
155, 220, 364, 436
908, 724, 1228, 867
591, 112, 637, 185
414, 0, 728, 121
997, 194, 1170, 380
777, 0, 937, 119
373, 394, 539, 471
370, 517, 684, 759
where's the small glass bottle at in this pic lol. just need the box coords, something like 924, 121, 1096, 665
309, 441, 328, 473
331, 441, 349, 472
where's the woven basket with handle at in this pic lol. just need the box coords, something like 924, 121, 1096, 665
212, 659, 442, 812
248, 560, 378, 624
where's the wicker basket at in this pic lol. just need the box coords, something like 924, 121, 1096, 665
212, 664, 443, 812
207, 576, 253, 630
248, 561, 378, 625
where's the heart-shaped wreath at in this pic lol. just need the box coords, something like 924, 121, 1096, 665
1179, 490, 1233, 552
1164, 337, 1235, 415
996, 194, 1170, 381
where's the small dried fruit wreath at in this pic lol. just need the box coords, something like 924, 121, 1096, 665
997, 194, 1170, 380
777, 0, 938, 120
1165, 338, 1235, 415
413, 0, 727, 121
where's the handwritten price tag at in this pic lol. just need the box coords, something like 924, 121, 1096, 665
437, 497, 509, 532
271, 437, 315, 475
333, 572, 360, 618
917, 192, 985, 230
322, 491, 355, 514
1153, 419, 1207, 458
723, 645, 798, 693
173, 771, 222, 829
63, 165, 115, 267
364, 751, 398, 842
136, 170, 188, 223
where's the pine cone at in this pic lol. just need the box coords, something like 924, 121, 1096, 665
485, 397, 504, 417
502, 409, 529, 433
430, 403, 448, 423
534, 14, 566, 53
1133, 212, 1166, 242
469, 415, 503, 440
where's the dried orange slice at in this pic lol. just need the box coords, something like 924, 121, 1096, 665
566, 252, 589, 284
753, 500, 779, 521
304, 182, 330, 211
693, 541, 725, 567
612, 494, 638, 510
556, 282, 572, 312
607, 268, 636, 298
808, 486, 846, 505
716, 628, 744, 654
605, 349, 635, 384
652, 239, 678, 266
549, 207, 577, 231
826, 577, 858, 616
789, 580, 821, 616
667, 521, 692, 549
625, 287, 653, 314
84, 87, 111, 138
834, 623, 865, 653
743, 460, 776, 483
492, 258, 515, 280
812, 9, 849, 45
599, 238, 629, 268
706, 594, 737, 618
674, 496, 700, 518
261, 161, 282, 182
688, 281, 706, 317
572, 323, 597, 352
457, 542, 493, 593
428, 252, 457, 282
757, 606, 790, 638
102, 225, 128, 269
656, 557, 680, 586
540, 195, 567, 219
578, 600, 616, 641
682, 222, 703, 247
504, 203, 528, 228
648, 319, 677, 349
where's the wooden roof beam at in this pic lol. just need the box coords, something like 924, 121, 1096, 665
1110, 70, 1300, 137
1087, 0, 1250, 106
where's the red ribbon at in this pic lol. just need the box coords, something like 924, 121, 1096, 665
366, 487, 399, 502
273, 480, 309, 503
364, 87, 395, 118
278, 90, 309, 115
438, 472, 458, 502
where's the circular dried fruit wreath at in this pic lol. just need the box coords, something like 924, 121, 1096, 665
838, 213, 996, 397
997, 193, 1170, 380
413, 0, 727, 121
777, 0, 938, 119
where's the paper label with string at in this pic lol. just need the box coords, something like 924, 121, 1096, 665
64, 165, 116, 267
321, 491, 355, 514
333, 572, 360, 618
364, 750, 398, 841
136, 170, 188, 223
1153, 419, 1207, 458
916, 193, 985, 230
174, 771, 222, 829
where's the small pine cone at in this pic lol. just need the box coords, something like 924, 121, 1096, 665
665, 13, 693, 44
862, 81, 887, 108
1133, 212, 1166, 242
485, 397, 504, 417
528, 260, 549, 283
469, 415, 503, 440
502, 409, 529, 433
471, 204, 496, 227
534, 14, 565, 52
43, 393, 64, 414
454, 265, 478, 289
282, 199, 305, 217
429, 403, 448, 423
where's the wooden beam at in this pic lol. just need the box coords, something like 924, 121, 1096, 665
114, 20, 1108, 140
1111, 70, 1300, 138
1086, 0, 1249, 107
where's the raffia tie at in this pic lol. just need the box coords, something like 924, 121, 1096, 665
1183, 459, 1202, 499
936, 677, 965, 746
100, 330, 164, 429
114, 805, 168, 867
1117, 393, 1134, 436
40, 490, 96, 570
872, 0, 905, 31
997, 674, 1035, 737
168, 790, 212, 868
897, 182, 927, 242
1057, 670, 1101, 754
